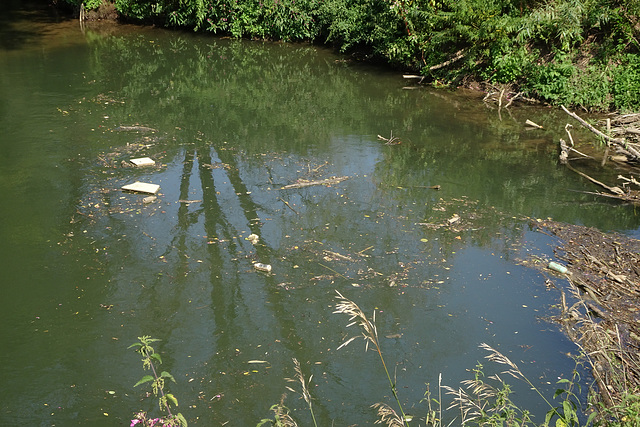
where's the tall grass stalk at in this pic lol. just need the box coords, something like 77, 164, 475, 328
334, 290, 410, 426
285, 358, 318, 427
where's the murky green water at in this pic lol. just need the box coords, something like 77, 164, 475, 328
2, 4, 639, 426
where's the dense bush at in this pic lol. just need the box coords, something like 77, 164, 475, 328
70, 0, 640, 111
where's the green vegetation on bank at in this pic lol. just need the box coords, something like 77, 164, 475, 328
64, 0, 639, 112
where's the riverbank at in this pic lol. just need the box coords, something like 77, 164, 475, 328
60, 0, 640, 114
536, 219, 640, 420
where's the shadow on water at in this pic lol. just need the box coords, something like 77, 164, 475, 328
1, 4, 639, 426
0, 0, 75, 51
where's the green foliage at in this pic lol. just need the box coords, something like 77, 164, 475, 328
603, 390, 640, 426
83, 0, 104, 8
58, 0, 640, 112
529, 53, 576, 104
612, 54, 640, 112
129, 336, 187, 427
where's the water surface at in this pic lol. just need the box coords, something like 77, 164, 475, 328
1, 5, 639, 426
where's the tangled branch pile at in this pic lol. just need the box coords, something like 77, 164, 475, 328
540, 220, 640, 411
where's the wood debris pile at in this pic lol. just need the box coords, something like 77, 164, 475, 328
605, 113, 640, 145
560, 106, 640, 204
539, 220, 640, 411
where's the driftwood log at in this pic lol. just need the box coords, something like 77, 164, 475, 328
278, 176, 349, 190
559, 106, 640, 203
561, 106, 640, 161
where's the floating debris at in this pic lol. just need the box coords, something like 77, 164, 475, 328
253, 263, 272, 273
121, 182, 160, 194
279, 176, 349, 190
525, 119, 543, 129
130, 157, 156, 167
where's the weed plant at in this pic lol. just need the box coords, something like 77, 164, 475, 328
265, 291, 608, 426
129, 336, 187, 427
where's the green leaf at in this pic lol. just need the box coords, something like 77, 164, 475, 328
128, 342, 143, 349
151, 352, 163, 364
134, 375, 154, 387
161, 371, 176, 382
545, 408, 556, 426
166, 392, 179, 407
175, 413, 188, 427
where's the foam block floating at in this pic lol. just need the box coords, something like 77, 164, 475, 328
121, 181, 160, 194
130, 157, 156, 167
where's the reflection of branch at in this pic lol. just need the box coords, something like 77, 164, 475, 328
565, 163, 624, 195
278, 197, 299, 215
377, 131, 401, 145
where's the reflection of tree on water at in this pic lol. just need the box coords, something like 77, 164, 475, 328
156, 139, 331, 422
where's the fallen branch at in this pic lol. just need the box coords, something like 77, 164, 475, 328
429, 49, 466, 71
279, 176, 349, 190
503, 92, 522, 109
377, 131, 401, 145
562, 105, 640, 161
565, 163, 624, 195
278, 197, 300, 215
561, 106, 623, 144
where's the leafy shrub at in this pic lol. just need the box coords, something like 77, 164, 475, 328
58, 0, 640, 112
529, 54, 575, 104
612, 54, 640, 112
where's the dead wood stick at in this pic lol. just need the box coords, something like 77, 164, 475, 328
357, 245, 374, 256
561, 105, 625, 144
429, 49, 466, 71
503, 92, 522, 109
565, 124, 575, 146
618, 175, 640, 186
311, 162, 328, 173
562, 105, 640, 159
278, 197, 299, 215
559, 139, 569, 164
602, 119, 611, 166
279, 176, 349, 190
623, 126, 640, 135
565, 163, 625, 195
323, 250, 355, 262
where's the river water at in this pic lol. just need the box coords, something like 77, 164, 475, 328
2, 3, 639, 426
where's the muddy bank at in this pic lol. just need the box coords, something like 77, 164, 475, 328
536, 219, 640, 411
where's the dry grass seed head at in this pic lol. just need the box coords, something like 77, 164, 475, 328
334, 290, 379, 352
372, 402, 405, 427
480, 342, 525, 382
285, 358, 313, 406
442, 385, 483, 423
272, 397, 299, 427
